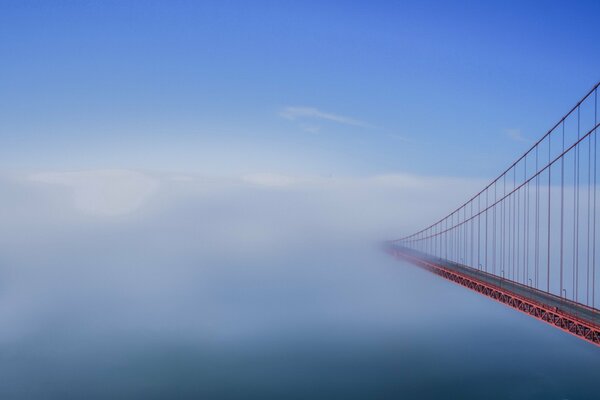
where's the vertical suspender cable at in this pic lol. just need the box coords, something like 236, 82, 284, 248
536, 147, 540, 287
494, 182, 497, 274
513, 168, 517, 280
594, 89, 598, 308
485, 189, 489, 271
560, 121, 565, 297
576, 107, 581, 301
547, 132, 552, 293
588, 106, 593, 305
524, 159, 528, 283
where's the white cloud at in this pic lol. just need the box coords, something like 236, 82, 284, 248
15, 169, 482, 240
300, 124, 321, 134
386, 133, 414, 144
280, 106, 371, 128
29, 169, 159, 216
506, 128, 530, 143
0, 168, 485, 348
242, 173, 299, 187
170, 174, 195, 182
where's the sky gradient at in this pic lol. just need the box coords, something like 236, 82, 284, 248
2, 0, 599, 178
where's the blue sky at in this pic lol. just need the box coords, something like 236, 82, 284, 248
1, 0, 599, 178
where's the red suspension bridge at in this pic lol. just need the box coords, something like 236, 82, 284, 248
386, 82, 600, 347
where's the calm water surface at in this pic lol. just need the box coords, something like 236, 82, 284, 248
0, 244, 598, 399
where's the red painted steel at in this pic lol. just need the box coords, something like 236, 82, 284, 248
388, 82, 600, 347
388, 247, 600, 347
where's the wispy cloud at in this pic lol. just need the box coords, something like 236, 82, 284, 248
242, 173, 299, 187
280, 106, 371, 128
506, 128, 530, 143
29, 170, 159, 216
386, 133, 414, 144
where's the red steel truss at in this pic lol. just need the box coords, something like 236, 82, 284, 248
388, 247, 600, 347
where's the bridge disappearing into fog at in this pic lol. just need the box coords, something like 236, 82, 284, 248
386, 82, 600, 347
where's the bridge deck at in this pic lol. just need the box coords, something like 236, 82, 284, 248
422, 254, 600, 327
389, 246, 600, 340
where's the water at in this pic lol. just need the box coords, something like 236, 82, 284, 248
1, 248, 598, 399
0, 172, 598, 399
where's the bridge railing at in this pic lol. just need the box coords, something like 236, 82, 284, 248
392, 82, 600, 310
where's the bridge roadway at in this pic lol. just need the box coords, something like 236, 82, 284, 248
395, 247, 600, 328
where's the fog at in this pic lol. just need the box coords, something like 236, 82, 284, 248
0, 169, 482, 339
1, 170, 598, 399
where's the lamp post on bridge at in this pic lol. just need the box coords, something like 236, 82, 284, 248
561, 289, 568, 314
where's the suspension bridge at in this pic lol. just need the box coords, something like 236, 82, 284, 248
386, 82, 600, 347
